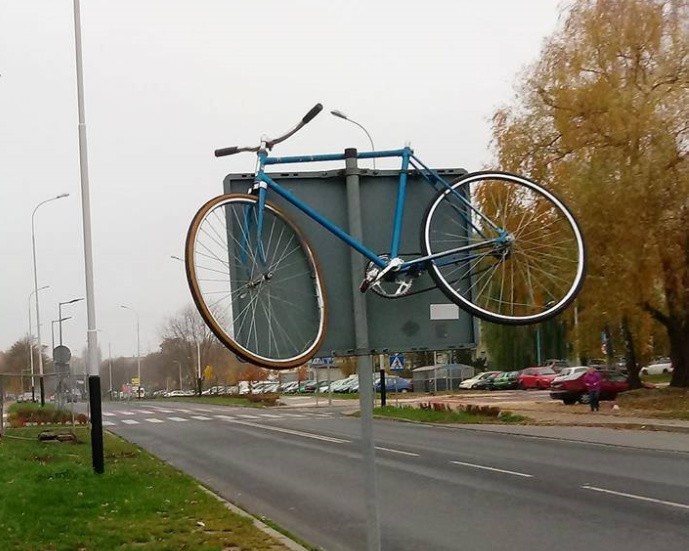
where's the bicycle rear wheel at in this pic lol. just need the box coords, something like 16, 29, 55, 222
185, 194, 327, 369
422, 171, 585, 324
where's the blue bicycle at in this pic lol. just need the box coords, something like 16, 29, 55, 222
185, 104, 586, 369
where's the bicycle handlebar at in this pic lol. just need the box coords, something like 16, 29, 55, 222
215, 103, 323, 157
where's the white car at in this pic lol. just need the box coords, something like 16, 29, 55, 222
640, 360, 673, 375
459, 371, 499, 390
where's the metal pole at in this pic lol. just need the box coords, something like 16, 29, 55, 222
28, 292, 35, 401
136, 315, 141, 398
196, 340, 202, 396
345, 148, 381, 551
536, 325, 542, 366
108, 342, 113, 400
73, 0, 103, 473
59, 302, 63, 346
32, 197, 67, 406
327, 362, 332, 407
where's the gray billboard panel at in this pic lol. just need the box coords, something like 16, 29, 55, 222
224, 167, 476, 356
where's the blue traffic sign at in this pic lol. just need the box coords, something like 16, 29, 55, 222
389, 353, 405, 371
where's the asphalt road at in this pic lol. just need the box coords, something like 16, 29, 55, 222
100, 400, 689, 551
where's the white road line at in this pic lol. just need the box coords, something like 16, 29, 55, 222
137, 410, 155, 414
232, 419, 350, 444
582, 485, 689, 511
375, 446, 420, 457
195, 408, 214, 413
174, 408, 193, 413
259, 414, 282, 419
103, 421, 115, 426
282, 413, 305, 418
121, 419, 139, 425
191, 416, 212, 421
119, 411, 135, 416
214, 415, 235, 421
145, 418, 164, 424
152, 408, 174, 413
237, 414, 260, 419
102, 412, 115, 417
450, 461, 533, 478
168, 417, 187, 422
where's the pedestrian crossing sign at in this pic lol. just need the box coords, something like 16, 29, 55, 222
389, 354, 405, 371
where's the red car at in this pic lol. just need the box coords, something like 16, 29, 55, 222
549, 369, 630, 405
518, 367, 558, 390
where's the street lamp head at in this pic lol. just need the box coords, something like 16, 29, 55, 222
330, 110, 349, 120
56, 193, 70, 199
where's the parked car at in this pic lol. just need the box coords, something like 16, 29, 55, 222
459, 371, 500, 390
542, 359, 569, 372
490, 371, 520, 390
472, 372, 501, 390
17, 391, 35, 403
518, 367, 558, 390
374, 376, 412, 393
549, 369, 631, 405
640, 359, 673, 376
165, 389, 187, 398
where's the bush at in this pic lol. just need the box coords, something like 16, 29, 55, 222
7, 403, 83, 426
243, 393, 279, 406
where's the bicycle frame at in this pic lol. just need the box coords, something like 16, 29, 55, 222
249, 146, 507, 272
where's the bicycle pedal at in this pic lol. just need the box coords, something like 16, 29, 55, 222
359, 279, 371, 293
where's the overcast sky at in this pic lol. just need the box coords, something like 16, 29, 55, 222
0, 0, 566, 359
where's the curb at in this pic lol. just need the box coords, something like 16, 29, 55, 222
197, 485, 310, 551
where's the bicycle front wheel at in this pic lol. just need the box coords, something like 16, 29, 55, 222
185, 194, 327, 369
422, 171, 585, 324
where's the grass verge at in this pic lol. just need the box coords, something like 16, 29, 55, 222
0, 426, 294, 550
371, 405, 526, 424
617, 387, 689, 420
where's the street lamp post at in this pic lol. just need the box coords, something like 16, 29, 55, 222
32, 193, 69, 406
331, 110, 377, 169
120, 305, 141, 399
58, 297, 84, 346
28, 286, 49, 402
52, 317, 72, 352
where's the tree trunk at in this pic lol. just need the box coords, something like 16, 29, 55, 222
621, 316, 642, 389
669, 319, 689, 388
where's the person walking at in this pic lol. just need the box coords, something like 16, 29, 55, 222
582, 367, 603, 412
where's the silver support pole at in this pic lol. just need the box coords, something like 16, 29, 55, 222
73, 0, 103, 473
345, 148, 381, 551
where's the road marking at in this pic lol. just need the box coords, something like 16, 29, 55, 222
450, 460, 533, 478
145, 418, 164, 423
119, 411, 135, 415
121, 419, 139, 425
191, 415, 212, 421
103, 421, 115, 426
282, 413, 305, 418
237, 414, 260, 419
151, 408, 174, 413
195, 408, 214, 413
259, 414, 282, 419
582, 485, 689, 510
174, 408, 193, 413
168, 417, 187, 422
233, 419, 350, 444
215, 415, 235, 421
375, 446, 419, 457
102, 412, 115, 416
137, 409, 155, 414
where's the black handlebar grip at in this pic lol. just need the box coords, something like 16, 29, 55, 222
302, 103, 323, 124
214, 146, 239, 157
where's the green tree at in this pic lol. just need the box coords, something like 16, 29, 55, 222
491, 0, 689, 386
